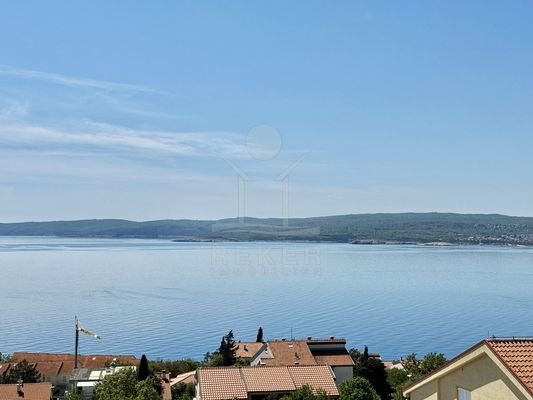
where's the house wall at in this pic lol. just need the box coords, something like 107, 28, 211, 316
331, 366, 352, 385
409, 380, 438, 400
408, 355, 530, 400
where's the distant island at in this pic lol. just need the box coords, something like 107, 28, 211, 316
2, 213, 533, 246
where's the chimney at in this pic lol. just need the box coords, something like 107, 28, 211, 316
16, 380, 24, 397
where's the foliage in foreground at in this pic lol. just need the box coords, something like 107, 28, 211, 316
350, 347, 391, 400
280, 385, 328, 400
403, 352, 446, 378
171, 382, 196, 400
149, 359, 202, 377
339, 377, 380, 400
386, 368, 409, 400
94, 367, 162, 400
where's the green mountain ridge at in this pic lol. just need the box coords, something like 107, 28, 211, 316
2, 213, 533, 245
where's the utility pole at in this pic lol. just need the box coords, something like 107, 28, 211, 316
74, 316, 100, 371
74, 316, 79, 370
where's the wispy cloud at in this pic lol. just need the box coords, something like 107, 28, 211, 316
0, 100, 29, 120
0, 65, 164, 94
0, 119, 248, 159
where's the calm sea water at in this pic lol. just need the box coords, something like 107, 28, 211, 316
1, 237, 532, 361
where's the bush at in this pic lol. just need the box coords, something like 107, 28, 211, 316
339, 377, 380, 400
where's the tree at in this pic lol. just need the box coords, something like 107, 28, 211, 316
138, 354, 150, 381
3, 360, 41, 384
0, 353, 12, 363
94, 368, 138, 400
63, 392, 85, 400
348, 348, 361, 361
149, 359, 202, 377
420, 352, 446, 375
280, 385, 328, 400
351, 347, 391, 400
403, 352, 446, 378
402, 353, 420, 378
94, 367, 162, 400
171, 382, 195, 400
135, 379, 161, 400
256, 327, 264, 343
209, 353, 225, 367
362, 346, 369, 362
218, 330, 237, 366
339, 377, 380, 400
386, 368, 409, 400
386, 368, 409, 390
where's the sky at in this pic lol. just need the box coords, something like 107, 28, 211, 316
1, 1, 533, 221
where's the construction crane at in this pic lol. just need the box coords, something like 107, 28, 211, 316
74, 316, 101, 370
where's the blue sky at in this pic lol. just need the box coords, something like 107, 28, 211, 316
1, 1, 533, 221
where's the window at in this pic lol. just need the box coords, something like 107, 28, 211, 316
458, 387, 471, 400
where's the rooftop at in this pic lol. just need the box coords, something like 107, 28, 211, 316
0, 382, 52, 400
262, 341, 316, 366
255, 338, 354, 367
486, 338, 533, 394
170, 371, 196, 386
197, 365, 339, 400
235, 342, 265, 360
11, 352, 138, 377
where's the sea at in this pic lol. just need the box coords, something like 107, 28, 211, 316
1, 237, 532, 361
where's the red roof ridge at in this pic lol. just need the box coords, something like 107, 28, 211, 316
484, 338, 533, 396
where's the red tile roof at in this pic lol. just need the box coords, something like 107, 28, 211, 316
197, 367, 248, 400
241, 367, 296, 392
263, 341, 316, 366
34, 362, 63, 377
0, 363, 12, 376
235, 342, 264, 359
313, 354, 354, 367
288, 365, 339, 395
11, 353, 138, 377
486, 339, 533, 394
197, 365, 338, 400
0, 382, 52, 400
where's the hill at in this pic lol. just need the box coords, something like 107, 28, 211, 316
2, 213, 533, 245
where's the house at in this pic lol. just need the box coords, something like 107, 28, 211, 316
0, 382, 52, 400
10, 352, 138, 395
235, 342, 266, 363
196, 365, 339, 400
403, 338, 533, 400
250, 337, 354, 384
